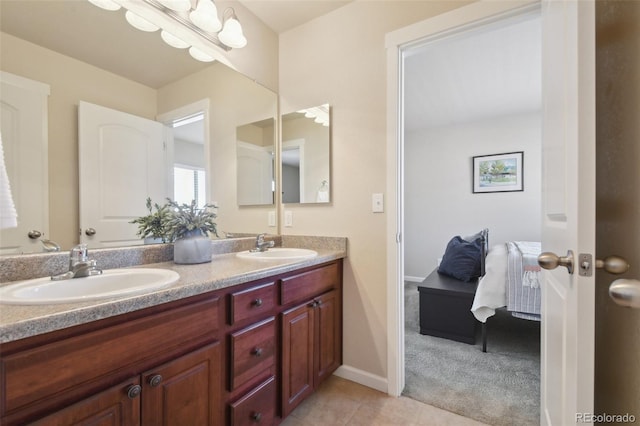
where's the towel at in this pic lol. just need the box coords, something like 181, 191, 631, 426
0, 131, 18, 229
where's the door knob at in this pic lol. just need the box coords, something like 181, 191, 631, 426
609, 279, 640, 308
595, 256, 629, 274
538, 251, 575, 274
28, 230, 42, 239
85, 228, 96, 236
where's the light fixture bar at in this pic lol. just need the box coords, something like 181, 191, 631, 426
143, 0, 231, 51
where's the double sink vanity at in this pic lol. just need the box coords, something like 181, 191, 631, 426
0, 235, 346, 425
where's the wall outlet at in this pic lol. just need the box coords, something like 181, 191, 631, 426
284, 210, 293, 227
268, 211, 276, 227
372, 193, 384, 213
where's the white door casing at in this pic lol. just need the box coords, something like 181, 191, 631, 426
0, 72, 50, 254
78, 101, 168, 248
540, 1, 595, 424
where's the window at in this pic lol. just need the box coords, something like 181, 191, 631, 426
174, 165, 206, 208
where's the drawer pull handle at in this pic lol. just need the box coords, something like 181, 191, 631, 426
126, 384, 142, 399
148, 374, 163, 387
252, 298, 263, 307
251, 347, 263, 357
251, 412, 262, 422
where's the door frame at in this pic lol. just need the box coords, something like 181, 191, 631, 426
384, 0, 540, 397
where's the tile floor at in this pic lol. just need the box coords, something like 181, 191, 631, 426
281, 375, 489, 426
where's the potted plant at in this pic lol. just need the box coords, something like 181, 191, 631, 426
166, 199, 219, 264
130, 198, 172, 244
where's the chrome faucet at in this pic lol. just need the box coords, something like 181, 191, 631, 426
51, 244, 103, 281
250, 233, 275, 252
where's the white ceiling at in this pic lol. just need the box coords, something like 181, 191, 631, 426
404, 13, 541, 132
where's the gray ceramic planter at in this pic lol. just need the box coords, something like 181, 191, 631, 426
173, 231, 212, 264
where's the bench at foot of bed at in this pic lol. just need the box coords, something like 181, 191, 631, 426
417, 269, 487, 351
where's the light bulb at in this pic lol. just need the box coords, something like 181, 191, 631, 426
189, 0, 222, 33
161, 30, 190, 49
125, 11, 159, 32
218, 17, 247, 48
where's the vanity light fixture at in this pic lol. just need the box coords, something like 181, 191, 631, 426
298, 104, 330, 127
86, 0, 247, 63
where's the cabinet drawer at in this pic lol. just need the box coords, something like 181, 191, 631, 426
2, 296, 220, 416
229, 317, 276, 391
230, 376, 276, 426
229, 282, 276, 325
280, 262, 340, 305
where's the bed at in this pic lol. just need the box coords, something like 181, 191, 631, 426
471, 240, 542, 323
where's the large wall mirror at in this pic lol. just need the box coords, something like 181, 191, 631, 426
0, 0, 278, 254
281, 104, 331, 204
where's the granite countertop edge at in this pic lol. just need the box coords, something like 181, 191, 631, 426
0, 247, 346, 344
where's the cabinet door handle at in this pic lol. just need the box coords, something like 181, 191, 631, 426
316, 299, 323, 306
251, 412, 262, 422
148, 374, 163, 387
251, 347, 263, 357
252, 298, 263, 307
126, 384, 142, 399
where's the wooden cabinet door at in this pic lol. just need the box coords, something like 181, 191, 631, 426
141, 342, 221, 426
314, 290, 341, 385
30, 378, 141, 426
281, 303, 314, 418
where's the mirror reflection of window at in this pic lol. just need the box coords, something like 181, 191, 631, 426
174, 166, 206, 208
172, 113, 206, 207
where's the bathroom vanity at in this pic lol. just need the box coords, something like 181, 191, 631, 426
0, 238, 345, 425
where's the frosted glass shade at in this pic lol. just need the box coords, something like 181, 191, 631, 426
125, 11, 159, 32
218, 17, 246, 48
189, 47, 215, 62
87, 0, 121, 11
161, 30, 190, 49
189, 0, 222, 33
156, 0, 191, 12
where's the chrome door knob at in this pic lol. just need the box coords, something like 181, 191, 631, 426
85, 228, 96, 236
538, 250, 575, 274
609, 279, 640, 308
595, 255, 630, 274
28, 230, 42, 239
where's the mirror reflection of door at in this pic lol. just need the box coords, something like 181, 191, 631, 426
282, 140, 305, 203
236, 118, 276, 206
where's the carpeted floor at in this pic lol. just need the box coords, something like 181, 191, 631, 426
403, 281, 540, 426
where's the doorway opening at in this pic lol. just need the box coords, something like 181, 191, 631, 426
391, 4, 542, 426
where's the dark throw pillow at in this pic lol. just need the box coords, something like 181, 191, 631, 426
437, 236, 482, 282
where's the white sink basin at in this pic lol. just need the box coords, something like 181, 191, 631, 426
236, 247, 318, 261
0, 268, 180, 305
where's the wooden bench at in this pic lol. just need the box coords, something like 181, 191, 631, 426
417, 269, 487, 352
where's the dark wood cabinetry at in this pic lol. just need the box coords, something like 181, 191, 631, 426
281, 264, 342, 418
1, 259, 343, 425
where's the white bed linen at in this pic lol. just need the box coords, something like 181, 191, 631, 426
471, 244, 508, 323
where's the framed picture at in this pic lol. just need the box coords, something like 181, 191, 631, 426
472, 151, 523, 193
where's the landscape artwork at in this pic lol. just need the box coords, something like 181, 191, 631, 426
472, 152, 523, 193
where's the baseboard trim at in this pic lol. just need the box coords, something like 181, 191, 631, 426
333, 365, 388, 394
404, 275, 425, 283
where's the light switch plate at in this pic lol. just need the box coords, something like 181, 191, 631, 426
268, 211, 276, 227
372, 193, 384, 213
284, 210, 293, 227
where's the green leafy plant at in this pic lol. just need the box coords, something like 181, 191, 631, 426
130, 198, 172, 242
166, 199, 219, 241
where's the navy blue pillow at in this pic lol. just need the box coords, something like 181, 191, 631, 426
437, 236, 482, 282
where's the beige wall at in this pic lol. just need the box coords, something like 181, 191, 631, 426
0, 32, 157, 250
595, 0, 640, 418
279, 1, 471, 379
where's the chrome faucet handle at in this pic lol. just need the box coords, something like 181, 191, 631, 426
256, 233, 266, 243
69, 244, 89, 268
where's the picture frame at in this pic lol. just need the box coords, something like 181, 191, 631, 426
472, 151, 523, 193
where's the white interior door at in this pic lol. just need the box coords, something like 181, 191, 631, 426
540, 1, 595, 424
78, 101, 168, 248
236, 141, 273, 205
0, 72, 50, 254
